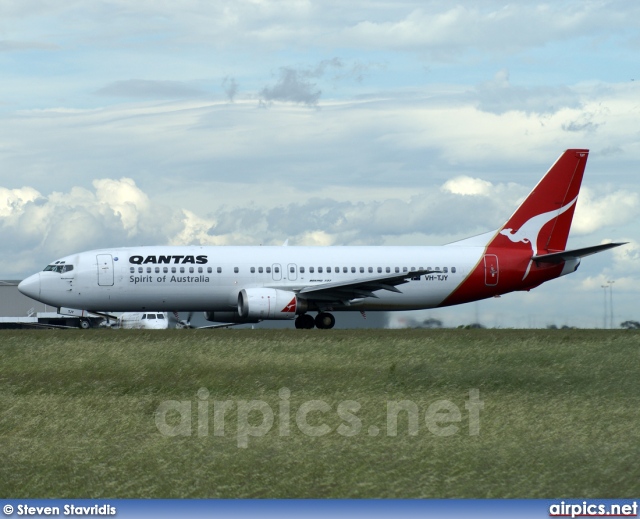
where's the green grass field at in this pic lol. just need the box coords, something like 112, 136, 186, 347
1, 328, 639, 498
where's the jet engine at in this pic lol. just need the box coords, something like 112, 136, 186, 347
237, 288, 306, 320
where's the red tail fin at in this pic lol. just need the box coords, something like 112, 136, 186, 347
440, 149, 591, 306
496, 149, 588, 255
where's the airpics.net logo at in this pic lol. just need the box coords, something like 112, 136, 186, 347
549, 501, 638, 518
155, 388, 483, 448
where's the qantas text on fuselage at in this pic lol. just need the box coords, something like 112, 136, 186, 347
18, 150, 624, 329
129, 255, 208, 264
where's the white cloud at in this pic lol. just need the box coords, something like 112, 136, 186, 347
441, 176, 493, 196
168, 210, 236, 246
475, 69, 581, 115
0, 179, 181, 275
95, 80, 206, 99
297, 230, 335, 246
612, 239, 640, 272
0, 186, 42, 218
92, 178, 150, 236
573, 187, 640, 235
335, 3, 638, 54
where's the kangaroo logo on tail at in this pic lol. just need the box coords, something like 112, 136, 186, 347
500, 195, 578, 279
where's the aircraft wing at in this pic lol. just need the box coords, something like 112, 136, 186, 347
297, 269, 436, 304
532, 242, 626, 264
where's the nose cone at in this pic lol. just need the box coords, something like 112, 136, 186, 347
18, 273, 41, 301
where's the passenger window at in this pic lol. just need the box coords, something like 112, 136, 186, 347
266, 267, 271, 273
130, 267, 135, 273
234, 267, 239, 273
443, 267, 448, 273
163, 267, 168, 273
327, 267, 331, 273
343, 267, 348, 273
368, 267, 373, 273
351, 267, 356, 273
207, 267, 212, 273
180, 267, 185, 273
403, 267, 408, 272
274, 266, 279, 273
410, 267, 416, 271
335, 267, 339, 273
147, 267, 152, 273
198, 267, 203, 273
395, 267, 399, 273
452, 267, 457, 273
172, 267, 176, 273
138, 267, 143, 273
217, 267, 222, 273
360, 267, 364, 273
319, 267, 323, 273
386, 267, 390, 273
300, 267, 305, 273
155, 267, 160, 273
310, 267, 314, 273
377, 267, 382, 273
290, 266, 295, 273
250, 267, 255, 273
189, 267, 194, 273
259, 267, 263, 273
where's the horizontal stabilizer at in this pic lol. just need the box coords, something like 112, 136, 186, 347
532, 243, 626, 264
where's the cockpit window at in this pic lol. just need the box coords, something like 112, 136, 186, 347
43, 264, 74, 273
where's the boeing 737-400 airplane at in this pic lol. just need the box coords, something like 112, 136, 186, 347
18, 150, 624, 329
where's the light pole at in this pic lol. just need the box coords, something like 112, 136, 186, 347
601, 284, 609, 329
608, 280, 615, 329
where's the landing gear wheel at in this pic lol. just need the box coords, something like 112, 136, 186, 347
315, 312, 335, 330
79, 319, 91, 329
295, 314, 316, 329
302, 314, 315, 329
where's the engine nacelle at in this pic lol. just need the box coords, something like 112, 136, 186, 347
203, 311, 261, 324
238, 288, 305, 320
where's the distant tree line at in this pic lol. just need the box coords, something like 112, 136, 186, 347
620, 320, 640, 329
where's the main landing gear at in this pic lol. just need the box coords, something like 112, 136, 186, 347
294, 312, 335, 330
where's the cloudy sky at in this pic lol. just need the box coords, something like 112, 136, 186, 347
1, 0, 639, 328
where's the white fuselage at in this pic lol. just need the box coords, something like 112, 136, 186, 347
22, 245, 485, 313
